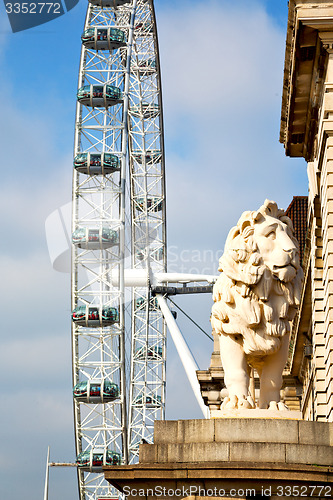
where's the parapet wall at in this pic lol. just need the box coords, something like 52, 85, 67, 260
104, 419, 333, 499
139, 418, 333, 467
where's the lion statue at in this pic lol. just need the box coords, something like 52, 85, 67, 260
211, 200, 304, 410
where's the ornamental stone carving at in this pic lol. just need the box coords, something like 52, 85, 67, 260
211, 200, 304, 410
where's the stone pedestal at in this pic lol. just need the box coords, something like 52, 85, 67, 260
210, 409, 302, 419
104, 419, 333, 499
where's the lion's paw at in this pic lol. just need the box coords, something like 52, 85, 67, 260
268, 401, 290, 411
221, 395, 237, 409
239, 396, 254, 409
221, 395, 254, 410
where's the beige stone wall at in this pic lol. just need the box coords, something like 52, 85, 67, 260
311, 200, 326, 420
311, 53, 333, 421
280, 1, 333, 422
104, 418, 333, 498
300, 98, 333, 422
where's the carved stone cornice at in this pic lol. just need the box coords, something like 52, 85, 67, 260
280, 2, 333, 160
318, 30, 333, 52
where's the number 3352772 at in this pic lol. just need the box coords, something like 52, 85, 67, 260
5, 3, 61, 14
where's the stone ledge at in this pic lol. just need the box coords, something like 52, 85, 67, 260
140, 441, 333, 467
153, 418, 333, 447
229, 442, 286, 463
211, 409, 302, 419
299, 419, 333, 446
104, 461, 333, 498
286, 443, 333, 466
141, 443, 229, 464
214, 418, 299, 444
105, 462, 333, 473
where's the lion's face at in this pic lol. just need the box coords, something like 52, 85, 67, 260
253, 213, 299, 283
212, 200, 304, 356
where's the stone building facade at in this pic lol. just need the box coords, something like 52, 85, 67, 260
280, 0, 333, 422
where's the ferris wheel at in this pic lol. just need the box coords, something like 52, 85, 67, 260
44, 0, 217, 498
39, 1, 218, 500
72, 0, 166, 498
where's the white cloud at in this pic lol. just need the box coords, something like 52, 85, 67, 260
0, 391, 73, 435
0, 254, 69, 335
0, 181, 70, 252
0, 336, 70, 385
159, 1, 284, 120
157, 1, 308, 257
0, 389, 75, 498
0, 2, 310, 499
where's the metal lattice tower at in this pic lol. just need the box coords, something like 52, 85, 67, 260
72, 1, 166, 498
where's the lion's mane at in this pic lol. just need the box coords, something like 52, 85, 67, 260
211, 200, 303, 366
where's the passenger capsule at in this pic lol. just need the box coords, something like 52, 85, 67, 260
135, 197, 163, 213
74, 152, 120, 175
136, 251, 144, 261
133, 150, 162, 164
134, 395, 162, 407
131, 103, 159, 119
136, 58, 156, 74
72, 305, 119, 326
88, 0, 129, 7
76, 449, 121, 472
72, 227, 119, 249
135, 297, 159, 310
73, 379, 120, 403
77, 84, 122, 107
135, 346, 163, 359
81, 27, 126, 51
151, 247, 164, 261
136, 247, 163, 261
134, 22, 153, 34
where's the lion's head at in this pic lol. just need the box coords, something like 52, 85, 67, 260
211, 200, 304, 359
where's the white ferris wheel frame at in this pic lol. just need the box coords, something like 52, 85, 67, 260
72, 1, 167, 498
44, 2, 215, 500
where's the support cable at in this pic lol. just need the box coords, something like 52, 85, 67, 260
167, 297, 213, 342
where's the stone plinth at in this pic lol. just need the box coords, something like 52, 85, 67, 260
104, 419, 333, 499
210, 409, 302, 420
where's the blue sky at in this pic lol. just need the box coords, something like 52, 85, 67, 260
0, 1, 308, 499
